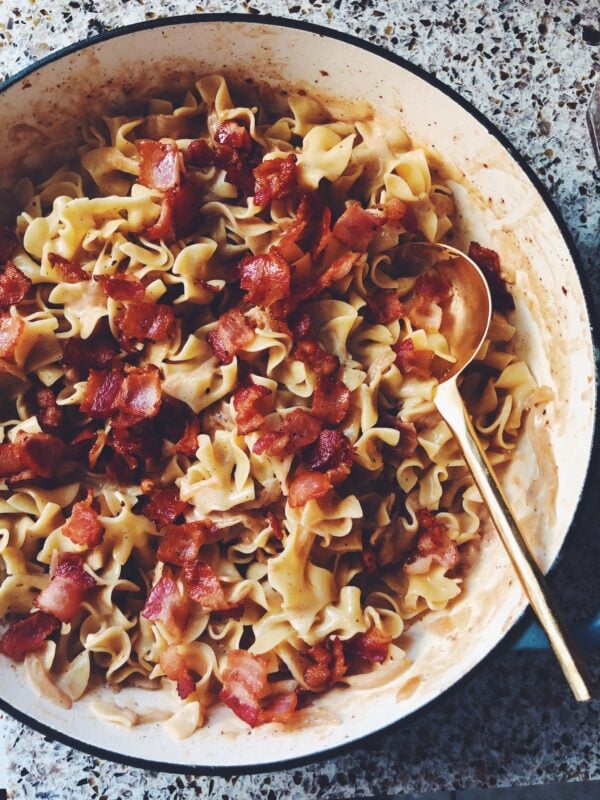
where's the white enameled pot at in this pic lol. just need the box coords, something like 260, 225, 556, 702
0, 15, 596, 774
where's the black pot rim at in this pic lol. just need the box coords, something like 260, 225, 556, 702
0, 11, 598, 780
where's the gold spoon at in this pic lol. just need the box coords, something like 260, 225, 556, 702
404, 241, 593, 702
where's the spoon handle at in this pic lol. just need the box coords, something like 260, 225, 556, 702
435, 378, 594, 702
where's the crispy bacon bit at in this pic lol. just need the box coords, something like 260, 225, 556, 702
304, 429, 353, 485
288, 469, 332, 508
116, 301, 175, 349
96, 274, 146, 301
381, 414, 418, 458
117, 365, 162, 423
0, 432, 65, 482
382, 197, 408, 221
157, 521, 219, 565
110, 421, 162, 470
283, 409, 323, 452
62, 333, 118, 372
402, 205, 419, 232
315, 251, 359, 294
185, 138, 215, 168
366, 289, 405, 325
138, 139, 180, 191
0, 263, 31, 308
332, 204, 385, 251
0, 313, 23, 358
183, 561, 230, 610
35, 388, 63, 430
287, 310, 312, 340
207, 307, 255, 365
237, 248, 291, 308
253, 154, 298, 208
393, 338, 433, 378
0, 611, 61, 661
63, 491, 104, 548
157, 398, 200, 457
143, 486, 189, 528
292, 338, 339, 378
278, 194, 332, 261
468, 241, 515, 312
145, 183, 199, 242
80, 368, 124, 418
404, 508, 459, 574
141, 573, 189, 637
252, 431, 289, 457
36, 553, 96, 624
259, 691, 298, 724
266, 511, 283, 540
215, 121, 252, 154
159, 646, 196, 700
303, 636, 347, 688
48, 253, 88, 283
233, 384, 272, 435
348, 627, 391, 663
311, 376, 350, 425
0, 228, 19, 264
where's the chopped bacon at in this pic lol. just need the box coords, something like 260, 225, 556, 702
303, 636, 347, 687
332, 204, 385, 251
404, 508, 459, 574
116, 301, 175, 350
278, 193, 331, 261
96, 274, 146, 301
207, 307, 255, 365
366, 289, 405, 325
468, 241, 515, 312
315, 251, 359, 294
157, 521, 219, 565
0, 313, 23, 358
253, 154, 298, 207
303, 428, 353, 485
110, 420, 162, 470
63, 491, 104, 548
69, 428, 106, 469
258, 691, 298, 724
382, 197, 408, 221
288, 469, 332, 508
159, 646, 196, 700
381, 414, 418, 458
141, 573, 189, 637
80, 368, 124, 418
36, 553, 95, 624
413, 271, 452, 304
48, 253, 88, 283
145, 183, 199, 242
233, 384, 272, 435
266, 511, 284, 540
142, 486, 189, 528
311, 376, 350, 425
282, 409, 323, 452
0, 611, 61, 661
185, 138, 215, 168
35, 388, 63, 430
252, 431, 289, 457
0, 263, 31, 308
156, 397, 200, 457
287, 310, 312, 340
62, 332, 118, 372
116, 365, 162, 423
0, 228, 19, 264
214, 121, 252, 154
183, 561, 230, 610
237, 248, 291, 308
0, 432, 65, 483
347, 627, 391, 663
138, 139, 180, 191
292, 338, 339, 378
393, 338, 433, 379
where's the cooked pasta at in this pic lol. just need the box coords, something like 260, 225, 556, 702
0, 75, 545, 735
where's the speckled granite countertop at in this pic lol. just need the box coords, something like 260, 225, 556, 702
1, 1, 599, 798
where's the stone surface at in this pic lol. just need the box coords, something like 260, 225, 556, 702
1, 1, 599, 798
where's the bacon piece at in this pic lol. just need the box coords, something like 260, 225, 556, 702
0, 263, 31, 308
282, 409, 323, 452
404, 508, 459, 574
253, 154, 298, 207
332, 204, 385, 251
157, 521, 219, 565
0, 313, 23, 358
183, 561, 231, 610
292, 338, 339, 378
315, 251, 359, 294
69, 429, 107, 469
303, 428, 353, 485
185, 138, 215, 168
303, 636, 347, 688
215, 121, 252, 154
393, 338, 433, 378
62, 333, 118, 372
252, 431, 290, 457
237, 248, 291, 308
116, 302, 175, 350
207, 307, 255, 365
382, 197, 408, 220
80, 368, 124, 418
278, 194, 332, 261
36, 553, 95, 624
110, 420, 162, 470
48, 253, 88, 283
159, 646, 196, 700
96, 274, 145, 301
0, 228, 18, 264
266, 511, 283, 540
35, 388, 63, 430
145, 183, 199, 242
312, 376, 350, 425
381, 414, 418, 458
116, 365, 162, 423
287, 310, 312, 340
233, 384, 271, 435
63, 492, 104, 548
142, 486, 189, 528
0, 611, 61, 661
366, 289, 405, 325
156, 397, 200, 457
141, 573, 189, 638
258, 691, 298, 724
138, 139, 180, 191
347, 627, 391, 663
288, 469, 332, 508
413, 271, 452, 304
0, 431, 66, 483
468, 241, 515, 312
